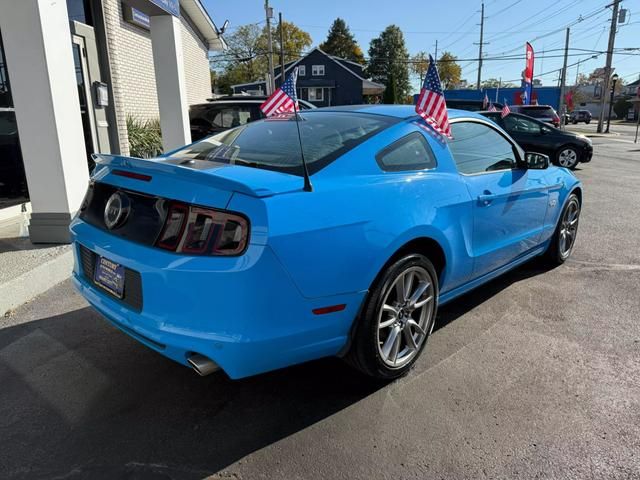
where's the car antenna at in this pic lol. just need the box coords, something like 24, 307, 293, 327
290, 68, 312, 192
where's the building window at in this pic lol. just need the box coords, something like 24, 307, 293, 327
312, 65, 325, 76
66, 0, 93, 26
308, 88, 324, 102
298, 65, 306, 76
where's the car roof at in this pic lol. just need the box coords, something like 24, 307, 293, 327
308, 104, 479, 120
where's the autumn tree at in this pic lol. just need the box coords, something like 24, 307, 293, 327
211, 21, 312, 94
367, 25, 411, 103
319, 18, 365, 64
410, 51, 429, 84
436, 52, 461, 89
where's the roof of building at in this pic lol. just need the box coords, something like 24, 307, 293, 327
181, 0, 226, 50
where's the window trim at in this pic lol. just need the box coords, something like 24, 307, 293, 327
448, 117, 525, 176
297, 65, 306, 76
311, 64, 325, 76
375, 131, 438, 173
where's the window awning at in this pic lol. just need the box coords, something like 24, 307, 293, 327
363, 79, 385, 95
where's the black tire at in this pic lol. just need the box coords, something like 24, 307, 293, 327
572, 119, 578, 124
556, 145, 580, 169
346, 254, 439, 380
585, 119, 591, 124
545, 193, 580, 265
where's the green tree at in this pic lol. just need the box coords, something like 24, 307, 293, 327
436, 52, 461, 89
367, 25, 411, 103
480, 78, 516, 89
319, 18, 365, 64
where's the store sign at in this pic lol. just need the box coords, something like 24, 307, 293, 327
148, 0, 180, 17
123, 6, 151, 29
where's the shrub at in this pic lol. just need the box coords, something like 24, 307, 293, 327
613, 98, 632, 120
126, 116, 163, 158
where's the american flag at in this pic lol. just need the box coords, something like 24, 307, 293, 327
415, 55, 452, 138
483, 92, 489, 110
501, 99, 511, 118
488, 103, 498, 112
260, 68, 299, 117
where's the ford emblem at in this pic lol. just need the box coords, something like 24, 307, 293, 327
104, 192, 131, 230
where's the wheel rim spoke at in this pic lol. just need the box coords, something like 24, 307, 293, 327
381, 325, 401, 359
408, 281, 430, 309
413, 295, 433, 309
403, 325, 418, 351
407, 319, 426, 336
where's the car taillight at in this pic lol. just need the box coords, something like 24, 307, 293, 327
553, 114, 560, 124
156, 202, 249, 256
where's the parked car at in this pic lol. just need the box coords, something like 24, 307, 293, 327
481, 110, 592, 169
189, 95, 316, 141
71, 106, 582, 381
445, 98, 503, 112
569, 110, 592, 124
511, 105, 561, 127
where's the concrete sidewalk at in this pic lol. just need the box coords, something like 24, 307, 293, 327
0, 221, 72, 316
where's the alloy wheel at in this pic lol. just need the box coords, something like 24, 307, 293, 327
558, 148, 578, 168
376, 266, 434, 368
559, 198, 580, 257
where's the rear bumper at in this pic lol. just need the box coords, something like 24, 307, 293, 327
70, 220, 364, 379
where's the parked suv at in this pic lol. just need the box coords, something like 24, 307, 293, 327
189, 95, 316, 141
511, 105, 561, 127
569, 110, 592, 124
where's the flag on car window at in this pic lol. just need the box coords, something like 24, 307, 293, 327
501, 99, 511, 118
488, 103, 498, 112
260, 68, 299, 117
483, 92, 489, 110
415, 55, 452, 139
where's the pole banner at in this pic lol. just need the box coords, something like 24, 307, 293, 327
522, 42, 534, 105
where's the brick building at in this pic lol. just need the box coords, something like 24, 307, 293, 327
0, 0, 225, 241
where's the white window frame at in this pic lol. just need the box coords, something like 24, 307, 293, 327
308, 87, 324, 102
297, 65, 306, 76
312, 64, 325, 76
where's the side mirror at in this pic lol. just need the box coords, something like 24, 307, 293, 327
525, 152, 550, 170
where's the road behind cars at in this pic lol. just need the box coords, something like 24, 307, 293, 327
0, 137, 639, 479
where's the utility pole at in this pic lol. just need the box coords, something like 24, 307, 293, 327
264, 0, 275, 94
434, 40, 438, 61
278, 12, 286, 86
475, 2, 485, 90
597, 0, 621, 133
558, 28, 570, 129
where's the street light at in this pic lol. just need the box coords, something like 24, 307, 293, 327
606, 73, 619, 133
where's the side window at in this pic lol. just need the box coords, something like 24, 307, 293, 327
376, 132, 437, 172
503, 115, 541, 134
449, 122, 518, 174
298, 65, 306, 76
209, 107, 253, 129
312, 65, 325, 76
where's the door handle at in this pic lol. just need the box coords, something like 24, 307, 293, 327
478, 191, 495, 206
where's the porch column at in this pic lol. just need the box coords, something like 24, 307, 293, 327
0, 0, 89, 243
150, 15, 191, 152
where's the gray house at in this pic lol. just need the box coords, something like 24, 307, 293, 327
232, 47, 384, 107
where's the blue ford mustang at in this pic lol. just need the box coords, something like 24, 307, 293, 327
70, 106, 582, 380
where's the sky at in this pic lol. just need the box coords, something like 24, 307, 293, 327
204, 0, 640, 92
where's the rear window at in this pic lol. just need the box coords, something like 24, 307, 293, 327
518, 106, 555, 118
173, 111, 398, 175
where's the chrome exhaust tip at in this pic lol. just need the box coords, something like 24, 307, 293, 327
187, 354, 219, 376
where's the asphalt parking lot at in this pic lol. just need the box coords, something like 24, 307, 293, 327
1, 133, 639, 480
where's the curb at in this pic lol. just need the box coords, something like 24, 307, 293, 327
1, 249, 73, 316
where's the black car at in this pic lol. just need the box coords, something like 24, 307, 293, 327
569, 110, 592, 124
189, 96, 316, 141
445, 98, 503, 112
481, 111, 592, 169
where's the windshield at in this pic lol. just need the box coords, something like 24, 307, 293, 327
173, 111, 398, 175
520, 107, 555, 118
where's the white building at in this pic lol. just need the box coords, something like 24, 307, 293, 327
0, 0, 225, 242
